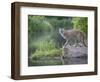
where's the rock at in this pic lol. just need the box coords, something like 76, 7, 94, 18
63, 45, 87, 57
64, 57, 88, 65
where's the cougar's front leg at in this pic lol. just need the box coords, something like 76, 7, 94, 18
72, 39, 77, 47
63, 40, 69, 48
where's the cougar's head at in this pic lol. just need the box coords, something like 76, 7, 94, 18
59, 28, 66, 39
59, 28, 64, 34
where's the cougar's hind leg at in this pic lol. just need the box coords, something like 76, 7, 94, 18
73, 39, 78, 47
78, 39, 83, 47
78, 42, 83, 47
83, 40, 87, 47
81, 37, 87, 47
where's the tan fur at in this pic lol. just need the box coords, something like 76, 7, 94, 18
59, 28, 87, 47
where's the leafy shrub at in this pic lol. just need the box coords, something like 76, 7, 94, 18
31, 48, 62, 60
30, 39, 62, 59
72, 17, 88, 36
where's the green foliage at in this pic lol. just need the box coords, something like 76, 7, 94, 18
28, 16, 54, 55
72, 17, 88, 35
34, 39, 56, 51
46, 17, 73, 29
30, 39, 62, 59
28, 16, 53, 38
28, 15, 88, 66
31, 48, 62, 59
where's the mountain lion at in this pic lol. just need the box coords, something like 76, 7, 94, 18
59, 28, 87, 48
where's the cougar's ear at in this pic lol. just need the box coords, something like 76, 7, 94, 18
59, 28, 64, 33
62, 28, 64, 31
59, 28, 61, 32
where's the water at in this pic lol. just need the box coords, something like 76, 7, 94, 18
28, 55, 87, 66
63, 56, 88, 65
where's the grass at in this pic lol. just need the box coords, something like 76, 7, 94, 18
31, 48, 62, 59
29, 39, 62, 60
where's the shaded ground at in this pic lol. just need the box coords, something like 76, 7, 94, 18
63, 56, 87, 65
28, 56, 63, 66
29, 55, 87, 66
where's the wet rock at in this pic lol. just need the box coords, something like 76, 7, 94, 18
63, 45, 87, 58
